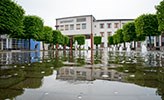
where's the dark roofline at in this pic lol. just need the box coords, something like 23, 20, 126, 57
96, 19, 134, 22
56, 15, 96, 20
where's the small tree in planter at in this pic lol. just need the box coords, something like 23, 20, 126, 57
94, 36, 102, 49
74, 35, 85, 50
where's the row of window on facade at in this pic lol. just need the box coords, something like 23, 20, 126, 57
60, 18, 86, 24
59, 23, 87, 31
98, 23, 124, 29
99, 32, 112, 37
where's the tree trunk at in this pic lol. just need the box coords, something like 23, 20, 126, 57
64, 44, 66, 51
56, 43, 59, 50
96, 45, 98, 50
134, 41, 136, 50
123, 42, 126, 50
149, 35, 152, 50
42, 41, 45, 51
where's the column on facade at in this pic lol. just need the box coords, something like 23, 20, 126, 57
154, 36, 156, 47
104, 32, 108, 48
6, 38, 9, 49
9, 38, 12, 49
159, 35, 162, 47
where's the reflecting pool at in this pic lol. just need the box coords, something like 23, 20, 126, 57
0, 50, 164, 100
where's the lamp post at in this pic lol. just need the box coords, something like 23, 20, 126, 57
90, 16, 94, 65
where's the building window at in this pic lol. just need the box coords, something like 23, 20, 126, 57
82, 23, 86, 29
60, 19, 74, 23
107, 23, 111, 28
76, 18, 86, 22
65, 25, 69, 30
107, 32, 112, 36
100, 32, 104, 37
76, 24, 80, 30
100, 23, 104, 29
114, 23, 119, 28
70, 24, 74, 30
60, 25, 64, 31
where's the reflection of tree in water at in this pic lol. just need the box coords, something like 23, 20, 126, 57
94, 50, 102, 64
0, 68, 26, 88
11, 78, 43, 89
0, 59, 62, 100
0, 88, 23, 100
124, 66, 164, 99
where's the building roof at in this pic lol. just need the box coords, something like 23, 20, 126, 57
56, 15, 96, 20
96, 19, 134, 22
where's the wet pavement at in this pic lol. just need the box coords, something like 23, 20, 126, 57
0, 50, 164, 100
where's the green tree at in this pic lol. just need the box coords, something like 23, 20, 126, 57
94, 36, 102, 49
74, 35, 85, 50
52, 30, 63, 50
113, 34, 118, 45
63, 36, 69, 50
123, 22, 137, 49
108, 36, 114, 45
123, 22, 136, 42
116, 29, 124, 43
135, 14, 160, 49
23, 15, 44, 49
39, 26, 53, 50
156, 0, 164, 32
0, 0, 25, 37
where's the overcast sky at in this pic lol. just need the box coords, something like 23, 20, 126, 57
15, 0, 162, 29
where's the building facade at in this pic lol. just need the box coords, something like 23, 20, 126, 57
56, 15, 164, 50
56, 15, 133, 49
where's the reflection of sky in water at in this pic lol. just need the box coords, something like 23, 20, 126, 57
0, 50, 164, 100
16, 73, 161, 100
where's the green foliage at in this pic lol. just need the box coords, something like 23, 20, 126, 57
23, 15, 44, 40
123, 22, 137, 42
63, 36, 69, 46
74, 35, 85, 45
108, 36, 114, 45
115, 29, 124, 43
0, 0, 25, 37
52, 30, 64, 45
94, 36, 102, 46
156, 0, 164, 32
135, 14, 160, 37
113, 34, 118, 44
40, 26, 53, 43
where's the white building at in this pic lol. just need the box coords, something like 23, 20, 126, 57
56, 15, 133, 49
56, 15, 164, 50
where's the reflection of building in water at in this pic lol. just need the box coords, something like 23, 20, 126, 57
57, 67, 125, 81
0, 52, 40, 65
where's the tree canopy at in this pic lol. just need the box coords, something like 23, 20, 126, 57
123, 22, 136, 42
74, 35, 85, 46
52, 30, 64, 45
94, 36, 102, 46
115, 29, 124, 43
135, 14, 160, 49
0, 0, 25, 36
63, 36, 69, 46
40, 26, 53, 43
108, 36, 114, 45
156, 0, 164, 32
23, 15, 44, 40
135, 14, 160, 37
